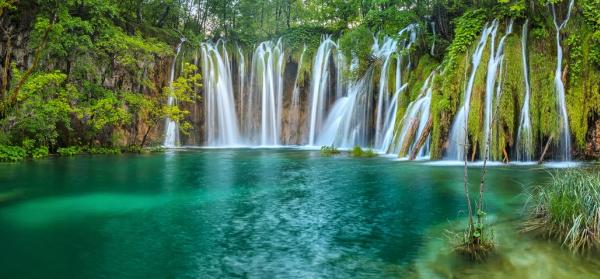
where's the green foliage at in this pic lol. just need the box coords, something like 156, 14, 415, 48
524, 170, 600, 253
443, 10, 488, 71
57, 146, 84, 156
31, 147, 49, 159
350, 145, 377, 157
0, 145, 26, 162
364, 9, 417, 36
320, 145, 341, 155
339, 26, 374, 77
280, 26, 333, 56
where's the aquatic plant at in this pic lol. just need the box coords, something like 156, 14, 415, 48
320, 145, 341, 156
523, 170, 600, 254
350, 145, 376, 157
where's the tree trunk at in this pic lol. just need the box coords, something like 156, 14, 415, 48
538, 136, 554, 164
399, 118, 419, 157
410, 117, 432, 160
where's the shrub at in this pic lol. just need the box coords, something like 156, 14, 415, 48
87, 147, 121, 155
0, 145, 26, 162
350, 145, 377, 157
523, 170, 600, 253
57, 146, 84, 156
31, 147, 49, 159
320, 145, 340, 156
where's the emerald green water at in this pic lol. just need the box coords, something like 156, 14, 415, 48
0, 149, 598, 278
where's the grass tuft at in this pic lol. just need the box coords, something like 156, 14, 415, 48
523, 170, 600, 254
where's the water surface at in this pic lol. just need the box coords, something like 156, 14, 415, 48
0, 149, 598, 278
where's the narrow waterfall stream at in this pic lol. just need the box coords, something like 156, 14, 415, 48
550, 0, 575, 161
483, 19, 513, 155
163, 38, 186, 147
516, 20, 533, 161
446, 23, 495, 160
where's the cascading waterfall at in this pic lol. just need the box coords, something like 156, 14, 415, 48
550, 0, 575, 161
287, 45, 307, 145
163, 38, 185, 147
374, 24, 419, 151
317, 70, 374, 148
446, 23, 494, 160
201, 41, 241, 146
308, 36, 337, 146
516, 20, 533, 161
373, 36, 399, 149
248, 39, 285, 146
390, 71, 435, 158
483, 19, 513, 155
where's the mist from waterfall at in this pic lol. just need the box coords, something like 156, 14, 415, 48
163, 38, 185, 147
317, 70, 374, 148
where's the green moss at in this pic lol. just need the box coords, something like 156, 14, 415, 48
566, 20, 600, 150
490, 33, 523, 160
529, 33, 558, 143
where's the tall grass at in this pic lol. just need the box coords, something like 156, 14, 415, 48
523, 170, 600, 253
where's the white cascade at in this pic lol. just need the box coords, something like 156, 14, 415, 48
201, 41, 241, 146
483, 19, 513, 155
446, 23, 495, 160
248, 39, 285, 146
307, 36, 337, 146
390, 71, 436, 158
516, 20, 534, 161
550, 0, 575, 161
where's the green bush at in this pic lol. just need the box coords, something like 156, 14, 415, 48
31, 147, 49, 159
57, 146, 84, 156
320, 145, 341, 156
0, 145, 27, 162
87, 147, 121, 155
350, 145, 377, 157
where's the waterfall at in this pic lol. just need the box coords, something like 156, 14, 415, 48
163, 38, 186, 147
248, 39, 285, 146
373, 36, 399, 149
550, 0, 575, 161
374, 24, 419, 151
483, 19, 513, 155
308, 36, 337, 146
317, 70, 374, 148
237, 45, 247, 135
516, 20, 533, 161
201, 41, 241, 146
390, 71, 436, 158
446, 23, 494, 160
287, 45, 307, 145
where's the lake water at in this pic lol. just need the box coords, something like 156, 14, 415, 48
0, 149, 598, 278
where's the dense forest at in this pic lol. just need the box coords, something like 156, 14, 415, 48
0, 0, 599, 161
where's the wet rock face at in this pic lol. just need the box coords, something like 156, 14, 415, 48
585, 119, 600, 159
